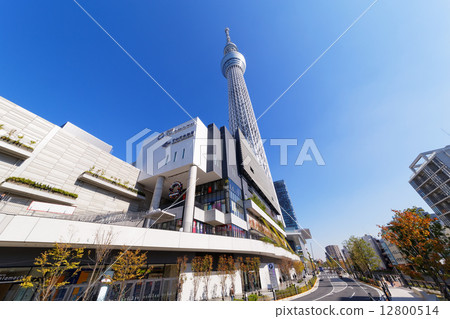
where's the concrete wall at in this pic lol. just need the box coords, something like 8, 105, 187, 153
180, 268, 243, 301
179, 262, 291, 300
236, 130, 281, 215
220, 126, 241, 187
135, 118, 207, 178
0, 96, 148, 216
0, 213, 301, 261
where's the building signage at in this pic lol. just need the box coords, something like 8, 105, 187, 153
168, 181, 183, 199
0, 274, 25, 283
267, 263, 279, 290
157, 122, 195, 140
162, 131, 195, 148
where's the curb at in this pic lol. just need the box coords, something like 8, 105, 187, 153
276, 277, 319, 301
355, 279, 384, 299
410, 287, 437, 301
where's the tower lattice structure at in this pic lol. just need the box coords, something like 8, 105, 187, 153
221, 28, 272, 179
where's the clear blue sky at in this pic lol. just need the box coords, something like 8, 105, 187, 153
1, 1, 449, 259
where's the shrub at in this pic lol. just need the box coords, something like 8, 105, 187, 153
248, 195, 266, 212
274, 276, 317, 300
358, 276, 380, 287
1, 135, 34, 152
5, 177, 78, 199
84, 171, 145, 197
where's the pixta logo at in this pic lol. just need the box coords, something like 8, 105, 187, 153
126, 128, 166, 176
126, 122, 198, 176
127, 127, 325, 176
269, 138, 325, 166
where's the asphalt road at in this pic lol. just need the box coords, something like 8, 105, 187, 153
291, 273, 384, 301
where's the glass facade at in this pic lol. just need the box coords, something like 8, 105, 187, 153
240, 262, 261, 292
153, 180, 248, 239
152, 219, 182, 231
274, 180, 299, 230
190, 179, 247, 238
228, 180, 245, 220
195, 180, 227, 213
0, 263, 178, 301
192, 220, 246, 238
194, 179, 245, 219
192, 220, 215, 235
230, 224, 246, 238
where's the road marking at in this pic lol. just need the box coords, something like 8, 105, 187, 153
350, 292, 355, 299
313, 276, 347, 301
313, 278, 335, 301
356, 281, 383, 299
334, 278, 348, 294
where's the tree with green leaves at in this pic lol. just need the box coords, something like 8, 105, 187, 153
343, 236, 380, 278
20, 243, 84, 301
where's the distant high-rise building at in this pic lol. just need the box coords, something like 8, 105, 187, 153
341, 247, 351, 263
325, 245, 344, 263
379, 239, 407, 266
361, 234, 386, 270
409, 145, 450, 226
274, 180, 298, 230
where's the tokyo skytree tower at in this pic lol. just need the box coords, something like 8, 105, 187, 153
221, 28, 272, 179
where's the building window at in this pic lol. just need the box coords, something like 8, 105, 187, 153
228, 180, 245, 220
192, 220, 214, 234
182, 148, 185, 159
195, 180, 227, 213
231, 224, 247, 238
173, 151, 177, 162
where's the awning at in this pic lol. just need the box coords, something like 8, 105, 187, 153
143, 209, 175, 223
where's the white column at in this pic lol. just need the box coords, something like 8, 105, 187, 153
145, 176, 165, 228
183, 165, 197, 233
150, 176, 165, 211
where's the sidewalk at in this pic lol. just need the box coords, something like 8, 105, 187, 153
389, 287, 425, 301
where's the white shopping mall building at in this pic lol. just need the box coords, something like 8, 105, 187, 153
0, 97, 310, 301
0, 29, 311, 301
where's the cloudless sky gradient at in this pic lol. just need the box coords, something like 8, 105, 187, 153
1, 1, 449, 259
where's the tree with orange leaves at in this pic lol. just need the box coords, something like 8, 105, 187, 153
379, 207, 449, 300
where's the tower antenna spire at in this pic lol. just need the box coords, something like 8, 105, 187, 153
225, 27, 231, 43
